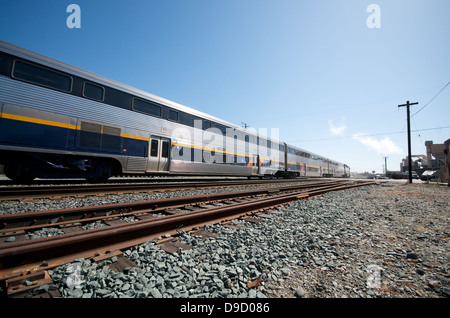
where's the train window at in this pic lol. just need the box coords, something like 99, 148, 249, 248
168, 109, 179, 122
203, 121, 211, 130
179, 113, 195, 127
150, 140, 158, 157
12, 60, 72, 92
83, 82, 105, 101
215, 124, 226, 134
0, 52, 14, 77
104, 87, 133, 110
133, 98, 162, 118
161, 141, 169, 158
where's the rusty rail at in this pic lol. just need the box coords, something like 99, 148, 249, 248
0, 181, 345, 231
0, 180, 373, 282
0, 178, 318, 201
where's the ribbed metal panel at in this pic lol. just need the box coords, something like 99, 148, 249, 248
0, 40, 237, 130
0, 76, 163, 132
125, 157, 148, 171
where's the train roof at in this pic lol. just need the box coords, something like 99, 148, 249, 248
0, 40, 245, 134
285, 143, 347, 167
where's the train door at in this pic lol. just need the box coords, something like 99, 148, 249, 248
252, 155, 260, 175
147, 136, 170, 172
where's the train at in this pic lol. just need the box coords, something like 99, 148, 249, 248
0, 41, 350, 182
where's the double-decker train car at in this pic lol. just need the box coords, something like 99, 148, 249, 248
0, 41, 349, 182
285, 144, 350, 178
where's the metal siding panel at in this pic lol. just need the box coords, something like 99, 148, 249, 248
125, 157, 147, 172
1, 41, 238, 130
0, 118, 69, 149
170, 160, 252, 176
123, 137, 147, 157
0, 76, 162, 131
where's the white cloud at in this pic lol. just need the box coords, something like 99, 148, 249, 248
328, 119, 346, 135
352, 134, 403, 155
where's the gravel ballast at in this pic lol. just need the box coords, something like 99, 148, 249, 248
1, 181, 448, 298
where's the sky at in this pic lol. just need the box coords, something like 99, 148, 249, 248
0, 0, 449, 173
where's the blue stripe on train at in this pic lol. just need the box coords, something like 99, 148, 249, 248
0, 118, 147, 157
0, 117, 71, 149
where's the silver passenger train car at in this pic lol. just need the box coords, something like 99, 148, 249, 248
0, 41, 350, 182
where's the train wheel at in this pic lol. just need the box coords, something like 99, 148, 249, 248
4, 160, 36, 183
85, 161, 113, 182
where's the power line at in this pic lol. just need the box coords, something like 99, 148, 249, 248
286, 126, 450, 143
412, 80, 450, 117
411, 116, 424, 143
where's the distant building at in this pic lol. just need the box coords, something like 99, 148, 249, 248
400, 154, 427, 172
400, 139, 449, 183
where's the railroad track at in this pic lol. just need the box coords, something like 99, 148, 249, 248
0, 178, 317, 201
0, 180, 374, 297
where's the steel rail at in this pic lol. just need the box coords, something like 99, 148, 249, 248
0, 181, 373, 281
0, 181, 346, 231
0, 178, 321, 201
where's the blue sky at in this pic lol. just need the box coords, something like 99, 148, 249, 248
1, 0, 449, 173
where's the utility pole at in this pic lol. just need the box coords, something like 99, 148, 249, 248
383, 156, 388, 177
398, 100, 418, 184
